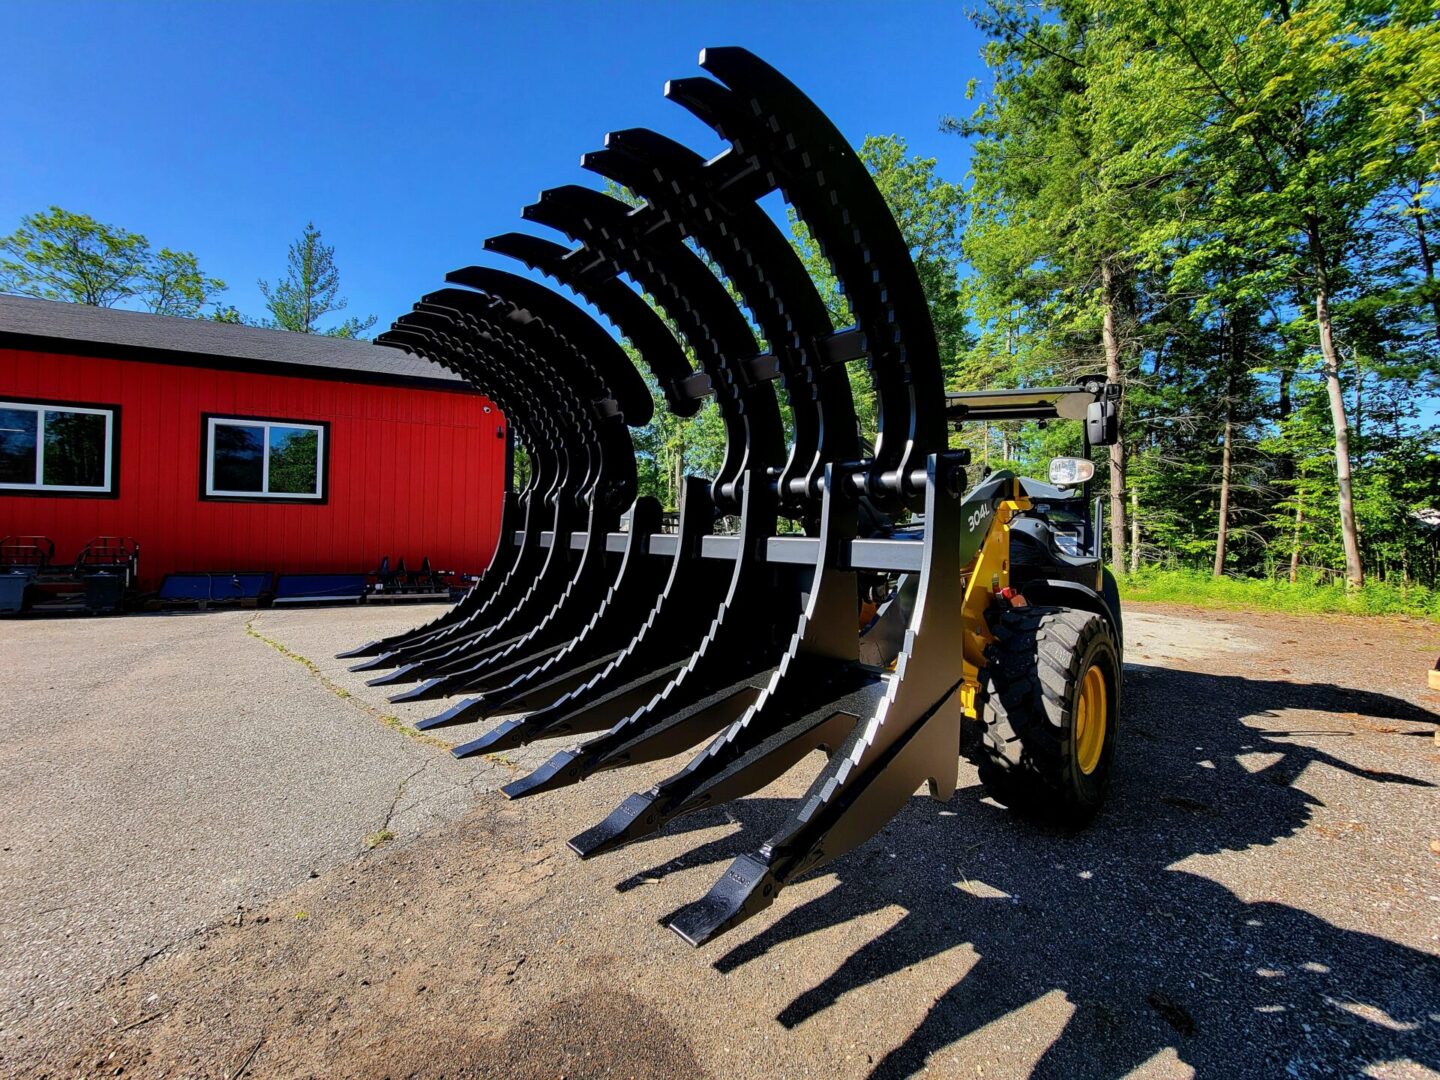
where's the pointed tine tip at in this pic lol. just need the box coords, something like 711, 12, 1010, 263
349, 652, 399, 673
501, 749, 581, 801
364, 663, 418, 687
386, 677, 446, 704
458, 713, 544, 755
450, 716, 523, 759
336, 640, 381, 659
568, 792, 655, 860
416, 696, 489, 732
666, 853, 776, 948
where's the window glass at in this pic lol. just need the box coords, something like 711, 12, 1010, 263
205, 417, 323, 499
212, 423, 265, 492
0, 402, 114, 493
267, 425, 319, 495
0, 407, 38, 485
43, 410, 108, 487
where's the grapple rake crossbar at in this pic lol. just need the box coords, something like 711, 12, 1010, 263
344, 47, 1033, 946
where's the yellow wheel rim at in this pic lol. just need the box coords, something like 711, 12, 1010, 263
1075, 664, 1107, 776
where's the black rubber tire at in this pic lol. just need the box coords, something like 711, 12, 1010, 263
977, 605, 1121, 823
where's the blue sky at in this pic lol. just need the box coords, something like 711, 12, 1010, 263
2, 1, 987, 329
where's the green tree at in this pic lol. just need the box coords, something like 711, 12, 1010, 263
258, 222, 376, 338
1106, 0, 1440, 586
953, 2, 1191, 568
954, 0, 1439, 593
0, 206, 226, 316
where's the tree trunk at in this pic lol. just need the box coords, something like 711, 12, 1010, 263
1214, 321, 1239, 577
1413, 192, 1440, 342
1305, 215, 1364, 587
1353, 354, 1364, 464
1214, 396, 1233, 577
1100, 261, 1127, 570
1129, 483, 1140, 574
1289, 491, 1303, 584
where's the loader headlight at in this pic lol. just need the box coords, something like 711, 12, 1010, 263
1048, 456, 1095, 488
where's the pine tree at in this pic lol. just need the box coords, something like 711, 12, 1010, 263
258, 222, 376, 338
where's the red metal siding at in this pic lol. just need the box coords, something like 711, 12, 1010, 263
0, 347, 504, 588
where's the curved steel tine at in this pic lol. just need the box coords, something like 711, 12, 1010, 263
520, 183, 785, 510
482, 232, 706, 419
501, 471, 787, 800
393, 495, 607, 698
338, 326, 533, 659
445, 184, 788, 753
421, 496, 666, 735
351, 315, 564, 670
365, 316, 588, 684
386, 312, 565, 571
367, 318, 562, 663
376, 297, 625, 688
583, 127, 859, 511
382, 287, 645, 691
414, 240, 714, 717
453, 474, 726, 755
501, 121, 882, 799
666, 454, 969, 948
672, 49, 948, 513
445, 265, 653, 429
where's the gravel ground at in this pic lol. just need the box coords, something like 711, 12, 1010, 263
2, 601, 1437, 1078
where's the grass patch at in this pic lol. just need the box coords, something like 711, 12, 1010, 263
363, 829, 394, 850
1117, 569, 1440, 621
243, 619, 451, 748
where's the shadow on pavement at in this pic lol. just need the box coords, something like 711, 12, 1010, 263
618, 664, 1440, 1077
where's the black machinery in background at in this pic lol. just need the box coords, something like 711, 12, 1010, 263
0, 535, 139, 615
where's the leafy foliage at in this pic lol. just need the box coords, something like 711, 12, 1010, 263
0, 206, 226, 316
954, 0, 1439, 590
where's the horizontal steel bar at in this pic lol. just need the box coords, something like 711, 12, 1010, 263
513, 530, 926, 572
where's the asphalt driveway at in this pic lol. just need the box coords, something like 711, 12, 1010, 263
0, 604, 494, 1053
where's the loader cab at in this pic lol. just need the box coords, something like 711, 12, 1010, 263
944, 378, 1123, 642
943, 378, 1119, 550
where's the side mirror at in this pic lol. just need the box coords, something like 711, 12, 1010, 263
1087, 400, 1119, 446
1049, 456, 1096, 488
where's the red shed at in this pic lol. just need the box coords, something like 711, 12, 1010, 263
0, 295, 504, 591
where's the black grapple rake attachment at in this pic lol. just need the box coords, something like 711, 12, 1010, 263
343, 47, 1047, 947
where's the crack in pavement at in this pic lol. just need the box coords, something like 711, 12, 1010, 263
375, 758, 436, 842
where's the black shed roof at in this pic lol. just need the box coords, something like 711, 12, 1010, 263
0, 294, 467, 391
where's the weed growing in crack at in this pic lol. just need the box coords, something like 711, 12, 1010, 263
242, 619, 449, 749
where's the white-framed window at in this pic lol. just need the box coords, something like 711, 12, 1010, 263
203, 415, 327, 500
0, 399, 117, 495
